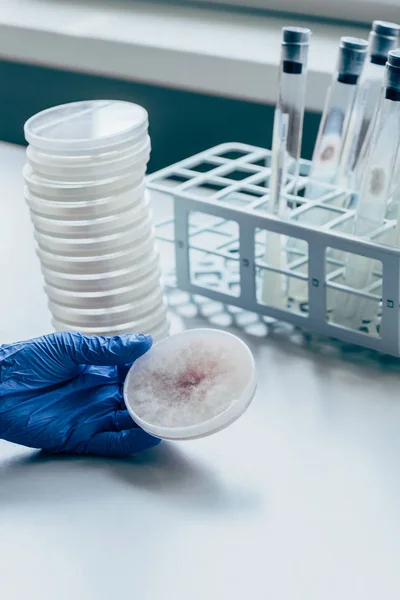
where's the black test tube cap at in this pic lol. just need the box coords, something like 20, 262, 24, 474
281, 26, 311, 74
337, 37, 368, 84
385, 49, 400, 100
369, 21, 400, 65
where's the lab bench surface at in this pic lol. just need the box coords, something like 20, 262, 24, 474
1, 142, 400, 600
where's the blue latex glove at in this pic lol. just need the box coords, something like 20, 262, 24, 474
0, 332, 161, 457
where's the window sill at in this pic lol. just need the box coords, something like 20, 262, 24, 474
0, 0, 369, 111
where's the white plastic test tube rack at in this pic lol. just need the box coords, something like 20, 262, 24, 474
147, 142, 400, 356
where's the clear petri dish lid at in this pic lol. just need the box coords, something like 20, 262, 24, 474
24, 100, 148, 155
124, 328, 257, 441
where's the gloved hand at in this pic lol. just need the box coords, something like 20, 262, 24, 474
0, 332, 161, 457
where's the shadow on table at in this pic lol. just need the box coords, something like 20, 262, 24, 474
0, 443, 261, 516
110, 442, 260, 513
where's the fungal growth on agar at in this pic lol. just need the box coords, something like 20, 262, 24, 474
131, 339, 252, 428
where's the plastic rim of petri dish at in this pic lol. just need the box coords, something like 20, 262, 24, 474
24, 100, 149, 155
44, 270, 162, 308
41, 251, 161, 292
26, 144, 150, 185
52, 320, 170, 341
52, 304, 169, 336
148, 321, 171, 342
30, 201, 150, 237
23, 164, 146, 199
52, 319, 170, 341
26, 134, 151, 169
26, 135, 151, 178
36, 230, 156, 269
28, 191, 148, 224
25, 180, 146, 217
34, 221, 155, 256
37, 246, 154, 275
36, 231, 156, 272
123, 328, 257, 441
48, 288, 165, 327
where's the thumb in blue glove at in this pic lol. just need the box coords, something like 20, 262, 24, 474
0, 332, 161, 457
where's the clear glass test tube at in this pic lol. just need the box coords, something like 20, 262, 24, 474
287, 37, 367, 310
392, 165, 400, 246
333, 50, 400, 330
339, 21, 400, 200
262, 26, 311, 309
269, 26, 311, 214
306, 37, 368, 199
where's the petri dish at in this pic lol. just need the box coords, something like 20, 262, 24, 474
149, 321, 171, 342
36, 233, 156, 274
52, 318, 170, 340
45, 270, 163, 309
26, 135, 151, 181
41, 251, 161, 292
25, 181, 146, 218
34, 219, 154, 256
49, 287, 165, 327
24, 100, 148, 154
52, 303, 168, 336
30, 201, 150, 237
23, 164, 146, 201
124, 328, 257, 441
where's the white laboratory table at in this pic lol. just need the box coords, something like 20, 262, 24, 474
1, 142, 400, 600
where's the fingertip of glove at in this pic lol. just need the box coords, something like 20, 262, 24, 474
123, 427, 161, 454
148, 434, 162, 448
120, 333, 153, 349
85, 428, 161, 458
132, 431, 162, 455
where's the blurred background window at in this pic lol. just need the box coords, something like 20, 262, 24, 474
191, 0, 399, 25
0, 0, 385, 170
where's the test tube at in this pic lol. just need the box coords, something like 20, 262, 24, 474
339, 21, 400, 198
305, 37, 368, 199
392, 164, 400, 245
269, 26, 311, 213
262, 27, 310, 309
333, 50, 400, 330
389, 141, 400, 222
286, 37, 367, 310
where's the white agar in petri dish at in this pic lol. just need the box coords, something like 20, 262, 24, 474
124, 328, 257, 440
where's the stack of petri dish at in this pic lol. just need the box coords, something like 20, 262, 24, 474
24, 100, 169, 341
